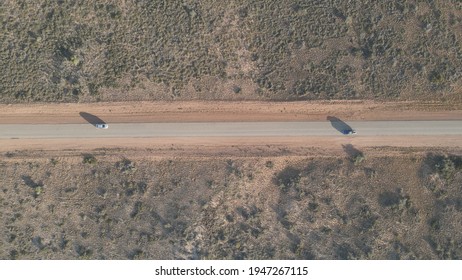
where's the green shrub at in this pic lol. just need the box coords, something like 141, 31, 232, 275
82, 154, 97, 164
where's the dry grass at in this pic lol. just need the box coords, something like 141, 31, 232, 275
1, 1, 462, 102
1, 148, 461, 259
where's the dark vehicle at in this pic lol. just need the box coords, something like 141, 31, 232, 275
342, 129, 356, 135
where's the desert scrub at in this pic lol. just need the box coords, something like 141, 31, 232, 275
21, 175, 44, 198
116, 158, 136, 173
274, 166, 300, 192
82, 154, 97, 164
1, 1, 462, 102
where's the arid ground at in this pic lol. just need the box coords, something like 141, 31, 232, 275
1, 145, 462, 259
1, 1, 462, 103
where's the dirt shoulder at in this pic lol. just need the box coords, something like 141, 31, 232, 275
2, 136, 462, 158
0, 100, 461, 124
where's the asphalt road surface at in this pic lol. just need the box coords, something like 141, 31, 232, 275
1, 121, 462, 139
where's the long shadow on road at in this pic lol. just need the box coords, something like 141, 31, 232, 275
79, 112, 106, 127
327, 116, 353, 134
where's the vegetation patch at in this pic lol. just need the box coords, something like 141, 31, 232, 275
1, 1, 461, 102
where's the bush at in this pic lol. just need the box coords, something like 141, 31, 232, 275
82, 154, 97, 164
353, 154, 365, 165
274, 166, 300, 191
116, 158, 136, 173
439, 157, 456, 181
378, 191, 401, 207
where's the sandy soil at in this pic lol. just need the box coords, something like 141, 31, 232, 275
0, 100, 461, 124
2, 136, 462, 158
1, 144, 461, 260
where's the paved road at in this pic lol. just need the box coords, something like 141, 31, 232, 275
1, 121, 462, 139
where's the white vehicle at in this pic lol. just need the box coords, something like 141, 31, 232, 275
95, 124, 109, 129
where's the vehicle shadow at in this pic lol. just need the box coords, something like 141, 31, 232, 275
79, 112, 106, 127
342, 144, 363, 159
327, 116, 353, 134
